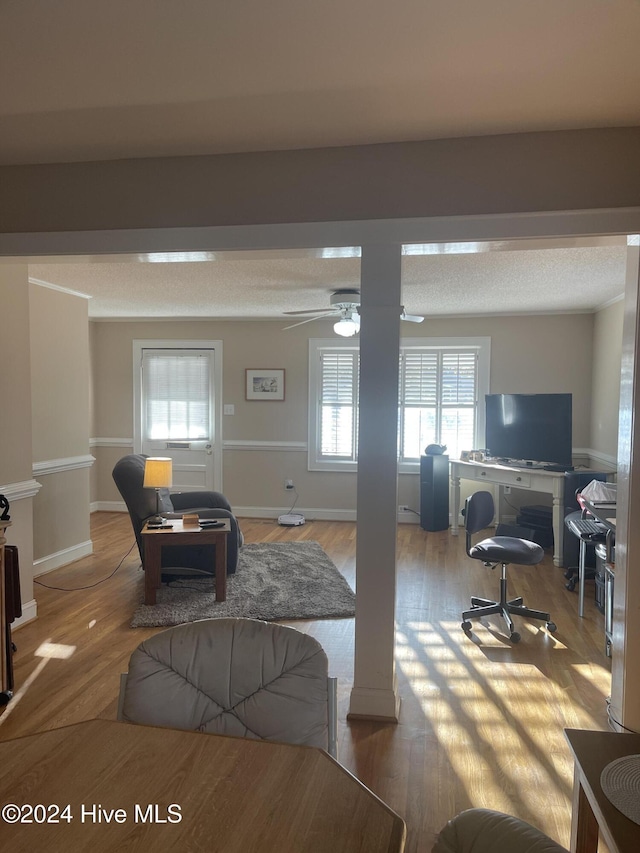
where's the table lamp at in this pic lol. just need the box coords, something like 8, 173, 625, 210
143, 457, 173, 524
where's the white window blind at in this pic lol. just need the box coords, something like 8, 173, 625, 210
399, 350, 477, 461
143, 352, 210, 440
320, 351, 359, 459
309, 338, 488, 470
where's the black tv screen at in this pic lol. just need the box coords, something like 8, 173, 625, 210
485, 393, 573, 467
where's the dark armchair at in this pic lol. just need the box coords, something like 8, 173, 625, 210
112, 454, 242, 578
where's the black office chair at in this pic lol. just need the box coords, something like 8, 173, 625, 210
461, 491, 557, 643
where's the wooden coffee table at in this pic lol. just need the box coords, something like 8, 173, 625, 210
141, 518, 230, 605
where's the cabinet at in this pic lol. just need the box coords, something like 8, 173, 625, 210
420, 455, 449, 531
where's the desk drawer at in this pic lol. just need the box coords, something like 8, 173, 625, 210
474, 467, 531, 488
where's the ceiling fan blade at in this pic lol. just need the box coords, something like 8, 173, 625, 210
283, 307, 336, 316
283, 315, 329, 330
401, 310, 425, 323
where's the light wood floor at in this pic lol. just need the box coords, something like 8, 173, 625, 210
1, 513, 611, 852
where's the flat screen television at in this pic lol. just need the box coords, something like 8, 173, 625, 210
485, 393, 573, 467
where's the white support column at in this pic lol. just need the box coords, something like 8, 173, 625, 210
611, 237, 640, 732
348, 243, 402, 721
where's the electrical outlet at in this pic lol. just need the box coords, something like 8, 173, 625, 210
504, 486, 511, 495
284, 479, 294, 490
398, 504, 410, 512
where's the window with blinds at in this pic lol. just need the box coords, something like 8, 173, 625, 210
399, 350, 477, 461
309, 338, 487, 470
143, 352, 210, 440
319, 351, 359, 459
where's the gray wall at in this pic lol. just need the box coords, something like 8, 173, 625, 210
2, 128, 640, 234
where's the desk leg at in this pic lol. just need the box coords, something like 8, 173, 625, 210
451, 474, 461, 536
143, 538, 161, 606
578, 538, 587, 618
215, 534, 227, 602
496, 484, 504, 528
570, 765, 599, 853
553, 494, 563, 567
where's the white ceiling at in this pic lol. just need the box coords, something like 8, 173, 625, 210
4, 1, 638, 319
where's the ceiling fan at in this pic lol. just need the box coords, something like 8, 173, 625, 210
283, 289, 424, 337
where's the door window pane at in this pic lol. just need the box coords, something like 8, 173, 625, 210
144, 353, 210, 440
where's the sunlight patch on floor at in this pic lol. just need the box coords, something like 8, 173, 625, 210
395, 619, 597, 817
35, 641, 77, 660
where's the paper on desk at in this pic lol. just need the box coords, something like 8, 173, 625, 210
580, 479, 617, 503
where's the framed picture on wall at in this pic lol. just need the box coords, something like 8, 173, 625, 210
245, 368, 285, 401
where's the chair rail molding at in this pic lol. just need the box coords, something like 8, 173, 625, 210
223, 440, 307, 452
0, 479, 42, 501
32, 454, 95, 476
90, 437, 134, 448
578, 447, 618, 470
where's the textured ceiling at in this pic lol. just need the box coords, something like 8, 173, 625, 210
28, 240, 627, 320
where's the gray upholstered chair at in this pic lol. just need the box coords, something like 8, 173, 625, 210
432, 808, 568, 853
112, 453, 242, 578
461, 490, 556, 643
118, 618, 338, 758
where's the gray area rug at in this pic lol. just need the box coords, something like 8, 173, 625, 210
131, 540, 355, 628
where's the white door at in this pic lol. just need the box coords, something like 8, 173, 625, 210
134, 341, 223, 492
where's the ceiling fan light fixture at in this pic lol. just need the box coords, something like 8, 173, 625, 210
333, 317, 359, 337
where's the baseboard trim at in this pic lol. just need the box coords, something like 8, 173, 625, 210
92, 502, 425, 524
34, 540, 94, 577
91, 500, 127, 513
11, 598, 37, 629
397, 510, 420, 524
234, 505, 358, 522
347, 686, 401, 721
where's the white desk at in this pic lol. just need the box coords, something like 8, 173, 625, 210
450, 459, 567, 566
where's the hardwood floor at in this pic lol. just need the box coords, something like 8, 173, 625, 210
1, 513, 611, 852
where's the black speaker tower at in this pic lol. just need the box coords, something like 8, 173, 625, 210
420, 454, 450, 531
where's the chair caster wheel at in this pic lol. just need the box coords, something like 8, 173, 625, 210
510, 632, 521, 643
461, 621, 472, 632
565, 578, 577, 592
546, 621, 557, 633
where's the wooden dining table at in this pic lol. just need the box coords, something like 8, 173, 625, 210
0, 719, 406, 851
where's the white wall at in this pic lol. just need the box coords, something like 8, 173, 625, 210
590, 297, 625, 465
30, 283, 92, 572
